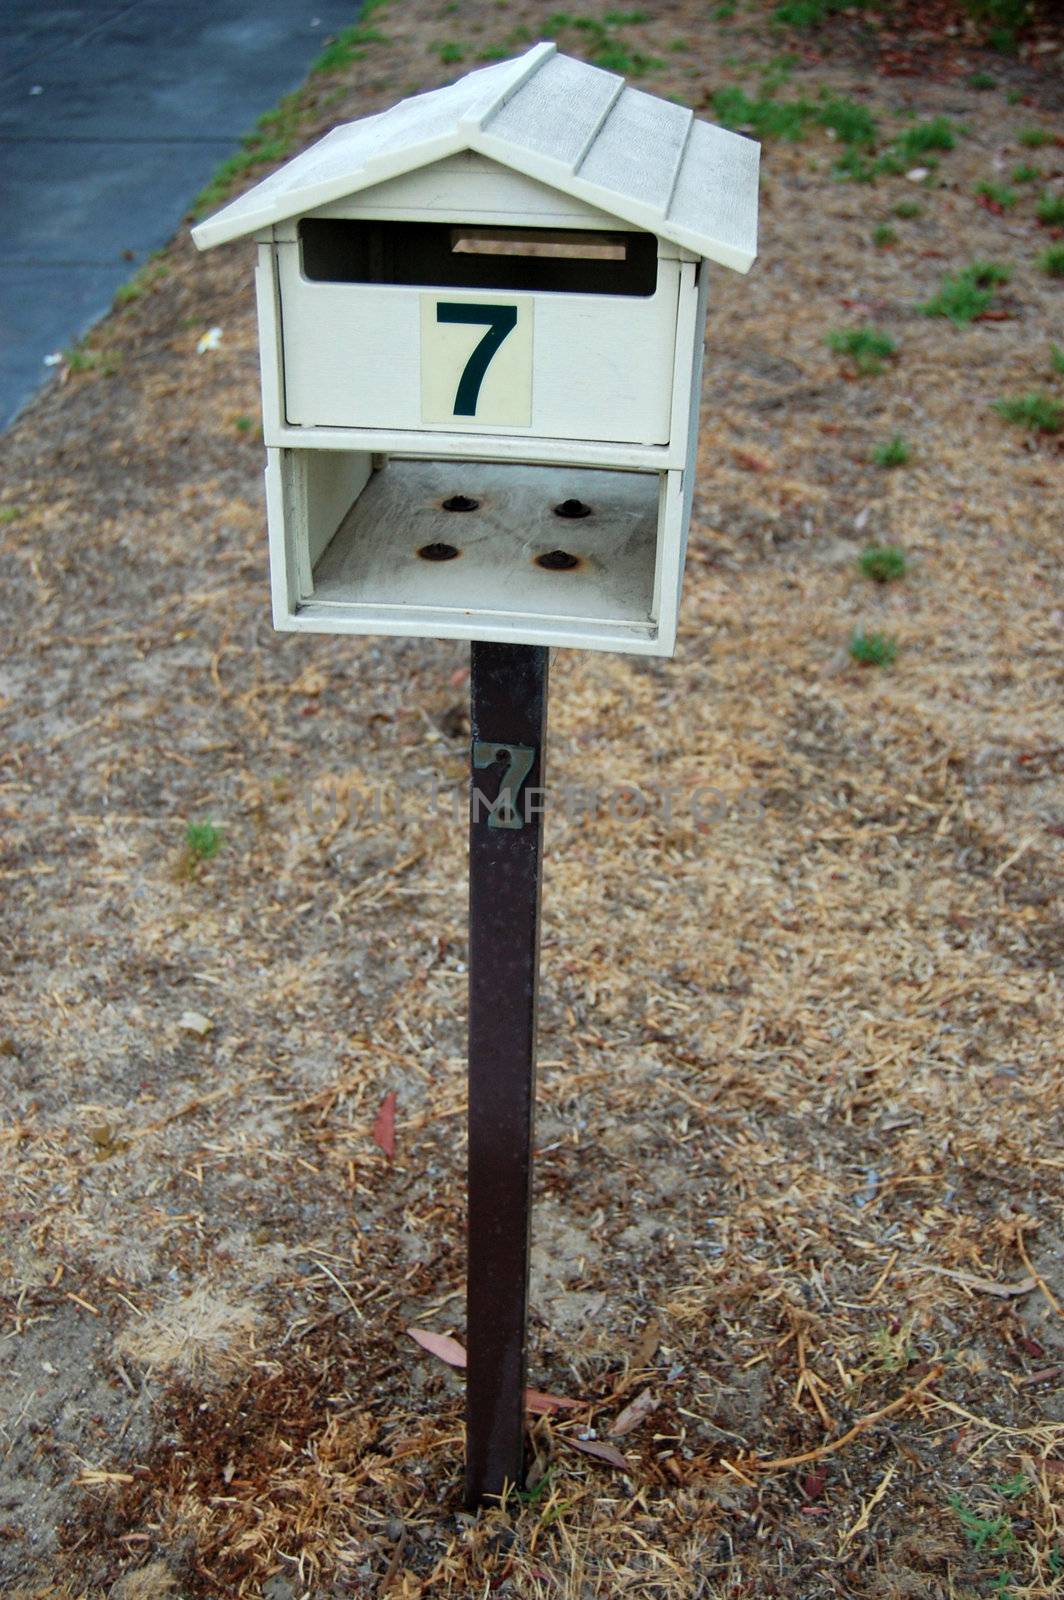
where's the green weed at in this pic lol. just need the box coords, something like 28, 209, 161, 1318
994, 392, 1063, 433
711, 85, 811, 142
1017, 125, 1051, 147
825, 325, 897, 376
920, 260, 1010, 324
311, 22, 387, 73
968, 70, 997, 89
1041, 245, 1064, 277
892, 198, 922, 218
949, 1495, 1019, 1557
435, 41, 465, 63
818, 93, 876, 148
233, 415, 256, 434
184, 821, 224, 863
1036, 192, 1064, 227
1011, 163, 1040, 182
590, 40, 663, 73
871, 436, 910, 469
773, 0, 869, 24
872, 223, 897, 247
859, 544, 907, 581
1051, 343, 1064, 376
113, 259, 169, 308
850, 629, 898, 667
898, 116, 957, 157
0, 506, 21, 525
975, 180, 1016, 209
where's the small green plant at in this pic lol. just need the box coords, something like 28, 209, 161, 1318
669, 36, 691, 49
590, 40, 663, 73
773, 0, 856, 24
818, 93, 876, 149
898, 116, 957, 157
1017, 125, 1051, 148
715, 1, 737, 15
975, 179, 1017, 209
311, 21, 388, 73
1036, 192, 1064, 227
712, 85, 813, 143
1050, 343, 1064, 375
184, 821, 224, 863
234, 415, 255, 433
893, 198, 922, 219
850, 629, 898, 667
920, 260, 1010, 324
825, 325, 897, 376
949, 1496, 1019, 1557
113, 258, 169, 309
968, 70, 996, 89
871, 436, 910, 469
872, 223, 897, 248
435, 40, 465, 63
1011, 162, 1040, 182
65, 345, 100, 373
994, 392, 1063, 433
1006, 88, 1022, 105
859, 543, 907, 580
603, 7, 648, 20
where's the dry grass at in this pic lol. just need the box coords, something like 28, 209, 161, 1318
0, 1, 1062, 1596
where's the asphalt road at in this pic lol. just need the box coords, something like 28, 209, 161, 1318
0, 0, 358, 428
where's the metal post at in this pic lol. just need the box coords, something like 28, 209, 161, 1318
465, 640, 549, 1509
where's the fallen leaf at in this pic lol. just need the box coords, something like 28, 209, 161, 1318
373, 1091, 397, 1160
734, 450, 771, 472
525, 1388, 584, 1415
405, 1330, 585, 1412
609, 1388, 658, 1437
803, 1465, 827, 1501
178, 1010, 213, 1037
558, 1435, 632, 1472
628, 1316, 662, 1372
406, 1327, 466, 1368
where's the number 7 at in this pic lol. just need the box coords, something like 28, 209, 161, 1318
436, 302, 518, 417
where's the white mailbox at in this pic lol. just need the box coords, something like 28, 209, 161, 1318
192, 42, 758, 656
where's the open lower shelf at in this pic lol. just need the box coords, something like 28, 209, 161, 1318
308, 458, 660, 633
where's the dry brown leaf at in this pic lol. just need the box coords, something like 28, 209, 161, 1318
609, 1388, 658, 1437
558, 1434, 632, 1472
525, 1388, 584, 1415
373, 1090, 397, 1160
406, 1327, 466, 1368
405, 1331, 585, 1412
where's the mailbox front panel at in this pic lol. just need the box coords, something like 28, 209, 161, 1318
276, 227, 681, 447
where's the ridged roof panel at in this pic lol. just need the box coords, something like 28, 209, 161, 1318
192, 42, 758, 272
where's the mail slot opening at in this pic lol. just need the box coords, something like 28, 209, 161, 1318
299, 219, 658, 296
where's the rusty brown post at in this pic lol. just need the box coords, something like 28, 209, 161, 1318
465, 640, 548, 1509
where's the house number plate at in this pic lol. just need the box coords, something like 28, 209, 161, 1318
421, 295, 533, 427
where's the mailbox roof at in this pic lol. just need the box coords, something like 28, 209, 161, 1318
191, 42, 759, 272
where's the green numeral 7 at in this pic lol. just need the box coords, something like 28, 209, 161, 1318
437, 302, 518, 416
472, 741, 535, 830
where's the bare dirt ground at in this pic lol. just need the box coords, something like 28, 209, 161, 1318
1, 2, 1062, 1596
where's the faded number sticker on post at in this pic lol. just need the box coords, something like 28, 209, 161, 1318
421, 294, 533, 427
